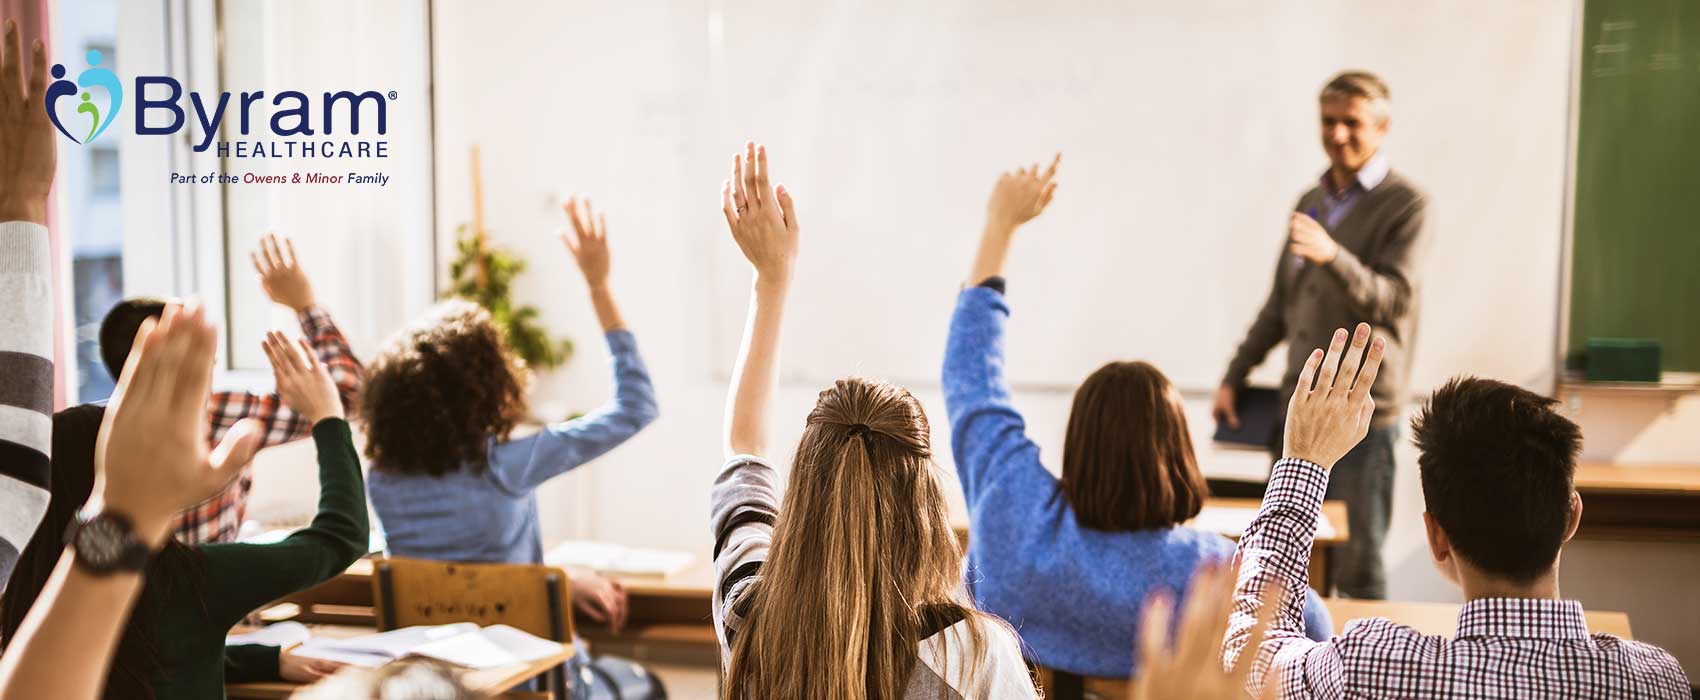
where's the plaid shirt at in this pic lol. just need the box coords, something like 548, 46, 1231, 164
1226, 458, 1691, 699
173, 306, 364, 545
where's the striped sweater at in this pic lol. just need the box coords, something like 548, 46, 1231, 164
0, 221, 53, 587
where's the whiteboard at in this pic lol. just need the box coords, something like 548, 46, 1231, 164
699, 0, 1573, 394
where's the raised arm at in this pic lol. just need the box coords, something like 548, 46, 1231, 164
1225, 323, 1382, 698
943, 156, 1058, 504
1131, 561, 1279, 700
0, 21, 54, 589
490, 202, 658, 492
0, 302, 263, 700
720, 142, 800, 460
562, 196, 628, 332
209, 233, 365, 448
200, 331, 368, 626
965, 154, 1058, 286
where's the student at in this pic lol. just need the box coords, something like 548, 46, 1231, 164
0, 304, 264, 700
1225, 325, 1692, 698
96, 231, 365, 544
711, 143, 1036, 699
942, 156, 1331, 680
0, 19, 53, 590
362, 198, 657, 642
1, 322, 368, 699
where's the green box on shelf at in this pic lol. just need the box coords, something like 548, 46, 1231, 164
1585, 338, 1662, 382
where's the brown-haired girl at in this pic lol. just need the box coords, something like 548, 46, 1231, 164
941, 156, 1331, 680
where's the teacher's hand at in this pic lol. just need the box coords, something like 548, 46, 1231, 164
1213, 384, 1240, 431
1288, 212, 1339, 265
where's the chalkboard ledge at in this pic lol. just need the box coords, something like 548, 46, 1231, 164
1558, 371, 1700, 397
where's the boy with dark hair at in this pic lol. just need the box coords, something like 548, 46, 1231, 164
93, 234, 364, 544
1225, 326, 1689, 699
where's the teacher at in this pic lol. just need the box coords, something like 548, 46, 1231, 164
1214, 71, 1429, 600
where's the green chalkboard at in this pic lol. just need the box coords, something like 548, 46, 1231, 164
1570, 0, 1700, 373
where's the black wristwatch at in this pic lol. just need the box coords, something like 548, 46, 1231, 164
63, 506, 153, 575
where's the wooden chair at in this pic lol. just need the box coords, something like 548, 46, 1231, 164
1035, 665, 1130, 700
372, 557, 575, 700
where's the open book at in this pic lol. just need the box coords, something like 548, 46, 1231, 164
228, 622, 562, 670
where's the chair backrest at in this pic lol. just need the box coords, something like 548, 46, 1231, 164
1034, 665, 1129, 700
371, 556, 575, 643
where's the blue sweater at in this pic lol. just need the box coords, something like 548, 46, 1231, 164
369, 330, 659, 564
942, 285, 1330, 678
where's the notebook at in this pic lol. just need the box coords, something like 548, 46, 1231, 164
230, 623, 561, 670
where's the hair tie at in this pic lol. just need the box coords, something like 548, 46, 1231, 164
847, 423, 871, 438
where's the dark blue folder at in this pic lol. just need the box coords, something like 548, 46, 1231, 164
1212, 386, 1282, 449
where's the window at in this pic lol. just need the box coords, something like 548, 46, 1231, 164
58, 9, 124, 401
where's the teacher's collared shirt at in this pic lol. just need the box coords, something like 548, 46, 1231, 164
1318, 151, 1390, 229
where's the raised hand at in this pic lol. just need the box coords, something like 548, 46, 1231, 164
1288, 212, 1339, 265
251, 233, 317, 312
561, 196, 612, 289
721, 142, 799, 284
969, 153, 1060, 284
1130, 561, 1280, 700
1282, 323, 1384, 468
93, 302, 263, 548
986, 153, 1060, 231
261, 330, 343, 424
0, 20, 55, 224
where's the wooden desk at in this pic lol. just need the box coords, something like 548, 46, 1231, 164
1573, 462, 1700, 540
224, 623, 572, 699
268, 557, 720, 655
574, 560, 719, 658
1323, 598, 1634, 639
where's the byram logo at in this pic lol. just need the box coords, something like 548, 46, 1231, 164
45, 49, 123, 144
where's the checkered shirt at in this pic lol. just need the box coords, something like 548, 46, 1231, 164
1224, 458, 1690, 699
172, 305, 364, 544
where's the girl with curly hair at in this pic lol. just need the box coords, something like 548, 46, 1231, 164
362, 198, 658, 635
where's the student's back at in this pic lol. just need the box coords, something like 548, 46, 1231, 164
1225, 337, 1690, 699
363, 291, 656, 566
942, 160, 1329, 678
712, 143, 1036, 699
1, 335, 368, 700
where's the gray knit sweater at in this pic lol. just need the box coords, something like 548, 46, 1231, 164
1224, 170, 1430, 428
0, 221, 53, 586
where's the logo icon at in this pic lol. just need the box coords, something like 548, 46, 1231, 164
45, 49, 123, 144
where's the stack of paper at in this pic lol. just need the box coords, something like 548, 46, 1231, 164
228, 622, 561, 670
546, 540, 694, 578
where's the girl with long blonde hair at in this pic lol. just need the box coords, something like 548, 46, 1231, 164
708, 142, 1036, 700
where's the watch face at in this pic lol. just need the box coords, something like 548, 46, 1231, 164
77, 517, 126, 568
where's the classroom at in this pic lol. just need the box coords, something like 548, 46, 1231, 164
0, 1, 1696, 699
